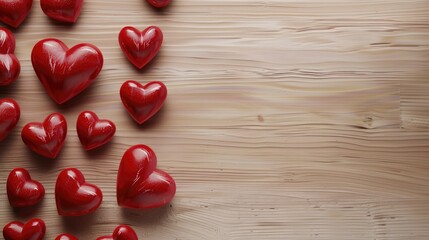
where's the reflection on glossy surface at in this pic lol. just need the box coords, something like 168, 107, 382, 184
120, 80, 167, 125
55, 233, 78, 240
3, 218, 45, 240
0, 0, 33, 28
31, 38, 103, 104
0, 98, 20, 141
7, 168, 45, 208
117, 145, 176, 209
21, 113, 67, 159
96, 225, 138, 240
55, 168, 103, 216
118, 26, 163, 69
146, 0, 171, 8
40, 0, 83, 23
76, 111, 116, 150
0, 27, 20, 86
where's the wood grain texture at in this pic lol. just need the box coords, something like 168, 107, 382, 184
1, 0, 429, 239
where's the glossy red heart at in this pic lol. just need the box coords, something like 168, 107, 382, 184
117, 145, 176, 209
76, 111, 116, 150
21, 113, 67, 159
96, 225, 138, 240
118, 26, 163, 69
55, 168, 103, 216
3, 218, 45, 240
7, 168, 45, 208
31, 38, 103, 104
147, 0, 171, 8
0, 27, 20, 86
55, 233, 78, 240
0, 98, 20, 141
0, 0, 33, 28
40, 0, 83, 23
120, 81, 167, 124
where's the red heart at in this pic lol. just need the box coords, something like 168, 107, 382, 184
120, 81, 167, 124
40, 0, 83, 23
0, 27, 20, 86
21, 113, 67, 159
3, 218, 45, 240
55, 233, 78, 240
77, 111, 116, 150
0, 98, 20, 141
7, 168, 45, 208
55, 168, 103, 216
117, 145, 176, 209
96, 225, 138, 240
118, 26, 163, 69
147, 0, 171, 8
31, 38, 103, 104
0, 0, 32, 28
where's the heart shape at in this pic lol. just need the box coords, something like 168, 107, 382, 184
76, 111, 116, 150
7, 168, 45, 208
96, 225, 138, 240
40, 0, 83, 23
0, 0, 33, 28
118, 26, 163, 69
21, 113, 67, 159
3, 218, 45, 240
55, 168, 103, 216
0, 98, 20, 141
117, 144, 176, 209
147, 0, 171, 8
55, 233, 78, 240
0, 27, 21, 86
31, 38, 103, 104
120, 81, 167, 124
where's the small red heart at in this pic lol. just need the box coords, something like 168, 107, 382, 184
0, 0, 33, 28
55, 233, 78, 240
120, 81, 167, 124
118, 26, 163, 69
21, 113, 67, 159
77, 111, 116, 150
3, 218, 45, 240
147, 0, 171, 8
0, 27, 20, 86
40, 0, 83, 23
96, 225, 138, 240
55, 168, 103, 216
117, 145, 176, 209
31, 38, 103, 104
7, 168, 45, 208
0, 98, 20, 141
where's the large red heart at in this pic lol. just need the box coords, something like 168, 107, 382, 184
96, 225, 138, 240
0, 98, 20, 141
3, 218, 45, 240
7, 168, 45, 208
117, 145, 176, 209
55, 233, 78, 240
31, 38, 103, 104
0, 27, 20, 86
21, 113, 67, 159
118, 26, 163, 69
76, 111, 116, 150
147, 0, 171, 8
120, 81, 167, 124
40, 0, 83, 23
0, 0, 33, 28
55, 168, 103, 216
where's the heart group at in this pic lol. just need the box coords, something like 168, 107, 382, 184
1, 0, 175, 239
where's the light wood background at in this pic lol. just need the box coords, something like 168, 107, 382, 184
1, 0, 429, 239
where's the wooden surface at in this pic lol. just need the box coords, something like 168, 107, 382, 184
1, 0, 429, 239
